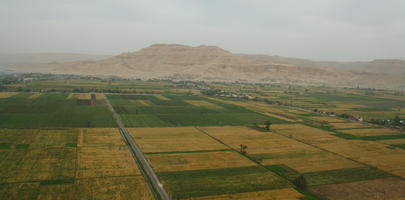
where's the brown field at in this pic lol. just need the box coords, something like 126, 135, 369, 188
154, 94, 170, 101
309, 116, 347, 123
185, 100, 222, 109
147, 151, 256, 172
190, 188, 303, 200
329, 122, 370, 129
0, 92, 18, 98
128, 127, 228, 153
309, 177, 405, 200
200, 126, 361, 173
76, 128, 140, 178
28, 93, 42, 99
272, 124, 405, 178
339, 128, 402, 136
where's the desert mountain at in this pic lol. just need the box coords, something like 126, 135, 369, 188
8, 44, 405, 90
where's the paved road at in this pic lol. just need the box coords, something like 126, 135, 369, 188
104, 94, 170, 200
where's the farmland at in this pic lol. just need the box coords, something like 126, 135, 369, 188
0, 128, 153, 199
109, 94, 286, 127
0, 76, 404, 199
0, 93, 115, 128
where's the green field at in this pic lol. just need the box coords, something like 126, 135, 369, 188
157, 166, 292, 199
108, 94, 287, 127
0, 93, 116, 128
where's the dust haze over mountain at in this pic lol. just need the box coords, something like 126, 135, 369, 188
1, 0, 405, 89
0, 53, 110, 67
10, 44, 405, 90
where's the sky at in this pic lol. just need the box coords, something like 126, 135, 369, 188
1, 0, 404, 61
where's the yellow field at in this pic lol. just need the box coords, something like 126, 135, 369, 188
66, 93, 75, 99
339, 128, 402, 136
76, 146, 140, 178
200, 126, 361, 173
147, 151, 256, 172
264, 112, 295, 122
77, 93, 91, 100
0, 176, 153, 200
154, 94, 170, 101
329, 122, 370, 129
272, 124, 339, 144
94, 93, 104, 99
0, 128, 153, 199
199, 126, 318, 155
310, 116, 347, 123
128, 127, 228, 153
272, 124, 405, 178
130, 99, 152, 106
190, 188, 303, 200
262, 152, 362, 173
185, 100, 222, 109
380, 139, 405, 145
1, 148, 76, 183
76, 128, 140, 178
28, 93, 42, 99
212, 98, 300, 120
0, 92, 18, 98
322, 103, 367, 113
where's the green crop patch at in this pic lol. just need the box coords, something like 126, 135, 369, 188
108, 94, 287, 127
333, 133, 405, 141
157, 166, 291, 199
0, 143, 11, 149
144, 149, 232, 155
265, 165, 300, 181
40, 179, 74, 185
15, 144, 29, 149
0, 93, 116, 128
64, 143, 77, 148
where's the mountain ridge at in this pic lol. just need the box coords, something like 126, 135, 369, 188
6, 44, 405, 90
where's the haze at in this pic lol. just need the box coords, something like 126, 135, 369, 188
1, 0, 404, 61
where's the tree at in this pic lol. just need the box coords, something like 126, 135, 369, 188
265, 120, 272, 131
294, 175, 307, 188
240, 144, 247, 154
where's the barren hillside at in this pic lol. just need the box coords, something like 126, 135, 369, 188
9, 44, 405, 90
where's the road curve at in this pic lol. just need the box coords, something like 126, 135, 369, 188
104, 94, 170, 200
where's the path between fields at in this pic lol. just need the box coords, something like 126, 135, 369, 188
103, 94, 170, 200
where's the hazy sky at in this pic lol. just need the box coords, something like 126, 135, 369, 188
1, 0, 404, 61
